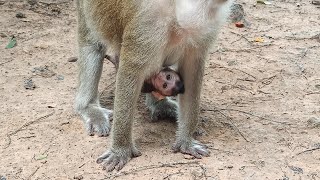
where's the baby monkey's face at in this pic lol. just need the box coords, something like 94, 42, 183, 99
151, 68, 184, 96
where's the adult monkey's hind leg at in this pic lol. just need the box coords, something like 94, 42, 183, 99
74, 2, 112, 137
173, 51, 209, 158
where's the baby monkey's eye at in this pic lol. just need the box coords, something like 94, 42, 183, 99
166, 74, 171, 80
163, 83, 167, 89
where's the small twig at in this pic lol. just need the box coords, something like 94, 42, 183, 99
230, 31, 252, 45
231, 84, 255, 95
3, 111, 55, 149
222, 108, 287, 124
249, 172, 256, 178
258, 75, 277, 88
235, 70, 257, 82
27, 166, 40, 180
42, 142, 53, 155
104, 161, 200, 179
285, 35, 320, 41
199, 164, 208, 179
210, 64, 256, 82
0, 59, 14, 66
296, 147, 320, 156
216, 44, 273, 53
20, 32, 50, 43
105, 81, 116, 90
203, 108, 288, 124
17, 135, 36, 140
0, 32, 9, 38
163, 171, 183, 180
299, 48, 308, 59
293, 48, 308, 72
305, 92, 320, 96
207, 146, 233, 154
9, 111, 54, 135
215, 109, 250, 142
78, 161, 89, 169
38, 0, 69, 5
257, 90, 271, 94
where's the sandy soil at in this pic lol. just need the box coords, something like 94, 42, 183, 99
1, 0, 320, 179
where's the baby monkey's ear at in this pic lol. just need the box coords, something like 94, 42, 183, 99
172, 80, 185, 96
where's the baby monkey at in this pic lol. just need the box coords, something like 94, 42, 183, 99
106, 55, 184, 99
142, 67, 185, 100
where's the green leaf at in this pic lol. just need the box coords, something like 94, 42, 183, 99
257, 0, 272, 5
35, 154, 47, 160
5, 37, 17, 49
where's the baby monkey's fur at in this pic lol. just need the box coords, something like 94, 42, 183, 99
75, 0, 233, 171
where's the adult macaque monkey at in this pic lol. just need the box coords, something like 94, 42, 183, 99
75, 0, 233, 171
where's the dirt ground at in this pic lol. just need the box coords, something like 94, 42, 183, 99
1, 0, 320, 179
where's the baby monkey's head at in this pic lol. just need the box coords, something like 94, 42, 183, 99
142, 67, 185, 96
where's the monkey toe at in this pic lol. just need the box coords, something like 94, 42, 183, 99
85, 123, 94, 136
102, 155, 128, 172
80, 107, 112, 136
97, 146, 141, 172
173, 139, 210, 159
95, 125, 110, 137
97, 151, 111, 164
98, 153, 121, 172
91, 122, 110, 137
97, 132, 109, 137
194, 144, 210, 157
132, 147, 142, 157
116, 160, 127, 171
186, 149, 203, 159
106, 158, 120, 172
105, 157, 129, 172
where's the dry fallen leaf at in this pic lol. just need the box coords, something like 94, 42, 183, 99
255, 37, 264, 42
